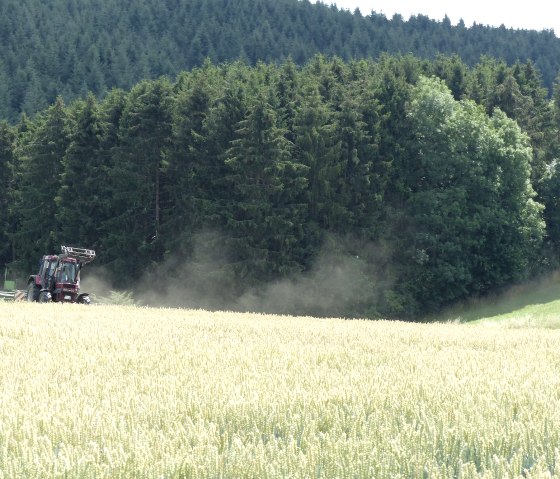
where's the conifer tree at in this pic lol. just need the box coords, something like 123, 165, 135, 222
225, 94, 309, 286
293, 81, 340, 232
332, 90, 381, 236
56, 93, 106, 251
14, 97, 69, 272
0, 121, 15, 270
203, 77, 248, 224
104, 79, 173, 281
165, 74, 213, 258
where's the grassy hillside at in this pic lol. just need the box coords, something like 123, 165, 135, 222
439, 271, 560, 327
1, 302, 559, 477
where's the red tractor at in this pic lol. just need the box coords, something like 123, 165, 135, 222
27, 246, 96, 304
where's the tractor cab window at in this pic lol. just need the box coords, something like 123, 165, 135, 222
57, 262, 77, 283
42, 259, 57, 278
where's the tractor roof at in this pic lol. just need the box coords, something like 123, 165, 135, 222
42, 255, 77, 263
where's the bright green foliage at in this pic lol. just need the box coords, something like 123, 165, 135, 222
388, 77, 544, 315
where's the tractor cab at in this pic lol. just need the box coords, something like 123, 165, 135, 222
38, 255, 59, 290
55, 260, 79, 284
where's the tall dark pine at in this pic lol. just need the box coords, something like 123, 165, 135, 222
276, 58, 300, 144
0, 121, 15, 270
225, 94, 309, 288
540, 74, 560, 258
332, 91, 381, 237
203, 77, 249, 227
165, 75, 212, 258
57, 93, 106, 251
104, 79, 173, 282
15, 97, 69, 273
293, 82, 340, 232
174, 79, 251, 303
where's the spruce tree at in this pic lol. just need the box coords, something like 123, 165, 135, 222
0, 121, 15, 270
57, 93, 106, 251
293, 81, 340, 232
104, 79, 173, 282
165, 74, 213, 259
225, 94, 308, 287
14, 97, 69, 272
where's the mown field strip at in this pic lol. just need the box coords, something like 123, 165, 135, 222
0, 303, 559, 478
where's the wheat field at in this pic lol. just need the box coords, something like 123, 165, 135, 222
0, 303, 559, 478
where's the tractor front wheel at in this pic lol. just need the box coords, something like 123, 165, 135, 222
38, 291, 51, 303
78, 295, 91, 305
26, 282, 39, 302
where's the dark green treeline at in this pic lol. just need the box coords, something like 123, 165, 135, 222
2, 0, 560, 122
3, 54, 560, 319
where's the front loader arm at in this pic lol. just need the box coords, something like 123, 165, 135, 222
60, 246, 96, 264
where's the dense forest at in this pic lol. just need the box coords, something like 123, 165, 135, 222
1, 0, 560, 122
2, 54, 560, 318
2, 0, 560, 318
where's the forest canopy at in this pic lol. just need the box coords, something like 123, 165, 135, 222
2, 54, 560, 319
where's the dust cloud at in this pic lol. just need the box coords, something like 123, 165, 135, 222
130, 232, 389, 318
235, 251, 376, 317
79, 266, 118, 303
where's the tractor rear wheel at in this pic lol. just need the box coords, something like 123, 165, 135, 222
26, 282, 39, 302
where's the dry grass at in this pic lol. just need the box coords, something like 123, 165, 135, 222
1, 302, 559, 478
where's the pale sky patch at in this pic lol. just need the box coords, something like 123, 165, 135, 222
328, 1, 559, 36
